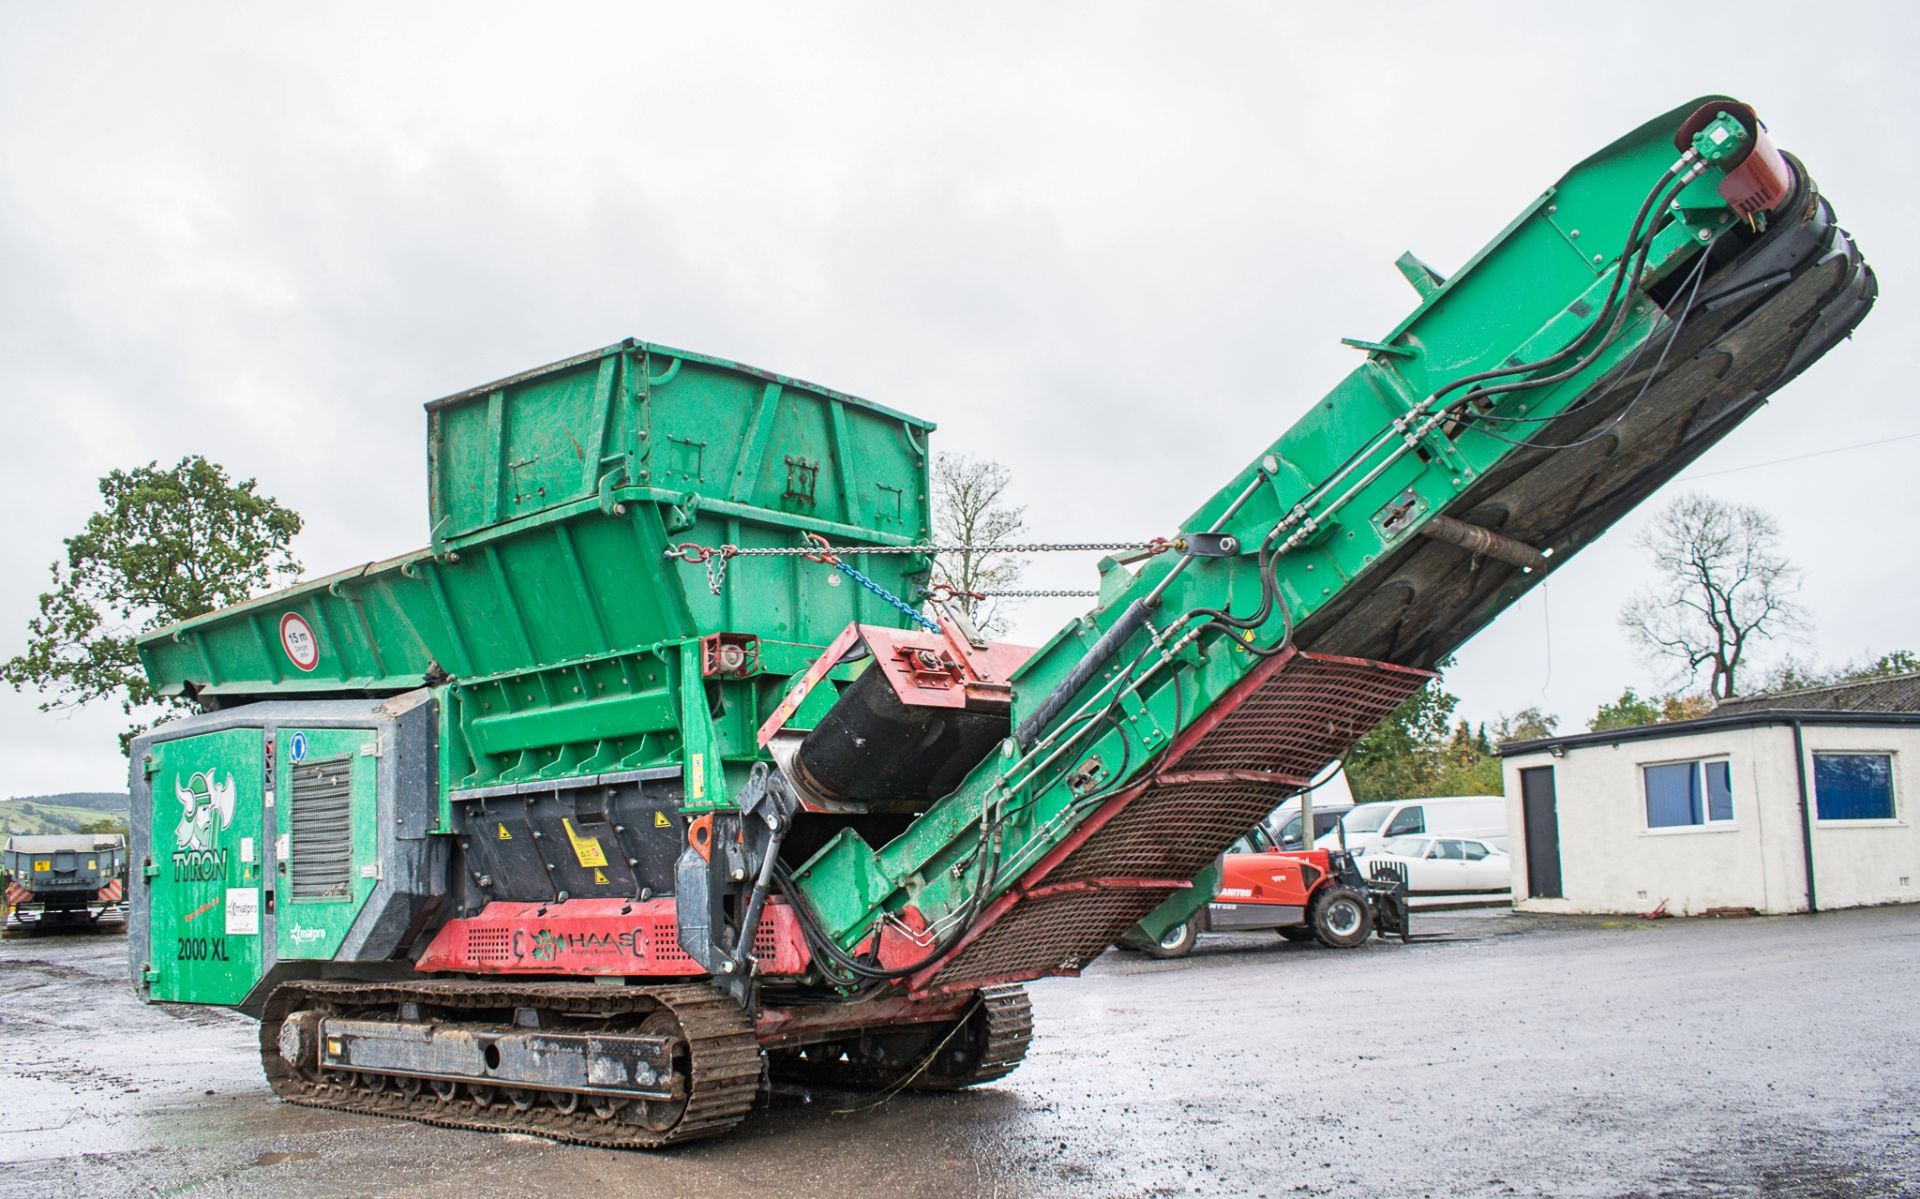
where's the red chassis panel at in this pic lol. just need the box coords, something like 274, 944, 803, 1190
417, 897, 811, 979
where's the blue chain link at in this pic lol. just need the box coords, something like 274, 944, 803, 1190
835, 560, 941, 633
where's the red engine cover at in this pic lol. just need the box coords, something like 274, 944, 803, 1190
416, 897, 811, 978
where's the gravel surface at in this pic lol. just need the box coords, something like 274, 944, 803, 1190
2, 905, 1915, 1198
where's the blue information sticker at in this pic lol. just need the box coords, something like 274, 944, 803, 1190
288, 731, 308, 765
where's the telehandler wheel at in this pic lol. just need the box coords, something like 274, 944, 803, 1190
1137, 913, 1199, 960
1309, 886, 1373, 949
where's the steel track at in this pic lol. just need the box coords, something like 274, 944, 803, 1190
259, 979, 761, 1149
767, 984, 1032, 1092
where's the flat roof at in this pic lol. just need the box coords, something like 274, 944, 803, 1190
1500, 709, 1920, 758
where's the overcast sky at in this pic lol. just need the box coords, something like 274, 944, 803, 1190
1, 2, 1912, 798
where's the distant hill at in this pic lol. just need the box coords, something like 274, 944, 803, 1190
8, 792, 128, 813
0, 793, 130, 837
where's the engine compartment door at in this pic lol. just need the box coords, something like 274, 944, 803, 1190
274, 727, 379, 961
144, 728, 268, 1004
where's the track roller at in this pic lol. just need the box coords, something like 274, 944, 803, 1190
768, 984, 1033, 1093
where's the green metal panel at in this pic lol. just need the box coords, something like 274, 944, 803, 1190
425, 340, 931, 549
274, 727, 380, 961
144, 728, 268, 1004
135, 341, 940, 797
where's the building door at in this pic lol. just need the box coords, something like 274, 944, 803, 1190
1520, 766, 1562, 900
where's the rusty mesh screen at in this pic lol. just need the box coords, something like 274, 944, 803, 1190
1172, 653, 1433, 777
924, 652, 1431, 993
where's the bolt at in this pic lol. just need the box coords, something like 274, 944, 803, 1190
721, 960, 737, 973
557, 890, 569, 901
1569, 229, 1580, 239
1593, 254, 1603, 264
1698, 229, 1713, 242
1546, 203, 1557, 214
613, 503, 627, 516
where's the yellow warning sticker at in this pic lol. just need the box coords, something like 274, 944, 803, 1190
592, 868, 609, 885
653, 811, 671, 829
562, 818, 609, 868
496, 823, 513, 841
689, 753, 706, 800
32, 860, 49, 872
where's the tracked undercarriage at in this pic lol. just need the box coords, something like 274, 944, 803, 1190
263, 978, 1032, 1147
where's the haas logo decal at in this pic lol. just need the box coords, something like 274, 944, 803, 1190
174, 770, 237, 852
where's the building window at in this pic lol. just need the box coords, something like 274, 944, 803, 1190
1643, 759, 1734, 829
1813, 753, 1896, 821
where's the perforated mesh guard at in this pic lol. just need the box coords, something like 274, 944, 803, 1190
921, 650, 1432, 993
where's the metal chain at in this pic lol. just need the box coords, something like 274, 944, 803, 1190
669, 534, 1125, 613
667, 538, 1172, 560
834, 560, 942, 633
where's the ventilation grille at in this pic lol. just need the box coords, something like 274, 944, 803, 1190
290, 755, 354, 900
466, 926, 512, 962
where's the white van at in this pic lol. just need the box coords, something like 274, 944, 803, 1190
1260, 765, 1357, 848
1318, 795, 1507, 857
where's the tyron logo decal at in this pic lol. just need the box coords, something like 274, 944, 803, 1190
174, 770, 237, 852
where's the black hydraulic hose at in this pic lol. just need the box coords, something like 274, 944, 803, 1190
1014, 598, 1153, 750
1429, 159, 1687, 408
1466, 231, 1715, 452
1440, 168, 1697, 417
729, 819, 790, 974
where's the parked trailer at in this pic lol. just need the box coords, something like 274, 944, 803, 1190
5, 834, 129, 933
126, 96, 1872, 1146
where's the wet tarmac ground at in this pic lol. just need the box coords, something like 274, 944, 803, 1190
2, 905, 1916, 1199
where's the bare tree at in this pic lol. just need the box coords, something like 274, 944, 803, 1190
929, 452, 1026, 634
1620, 493, 1804, 699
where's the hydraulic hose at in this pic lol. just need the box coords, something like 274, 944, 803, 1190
1013, 599, 1153, 750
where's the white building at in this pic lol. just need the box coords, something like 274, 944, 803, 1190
1500, 674, 1920, 916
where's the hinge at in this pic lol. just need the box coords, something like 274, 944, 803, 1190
142, 965, 161, 984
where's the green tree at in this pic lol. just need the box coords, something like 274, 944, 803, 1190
1345, 659, 1513, 801
1758, 649, 1919, 693
1344, 663, 1462, 802
1589, 687, 1662, 732
77, 817, 129, 837
2, 456, 302, 748
1586, 687, 1713, 733
1494, 707, 1559, 743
